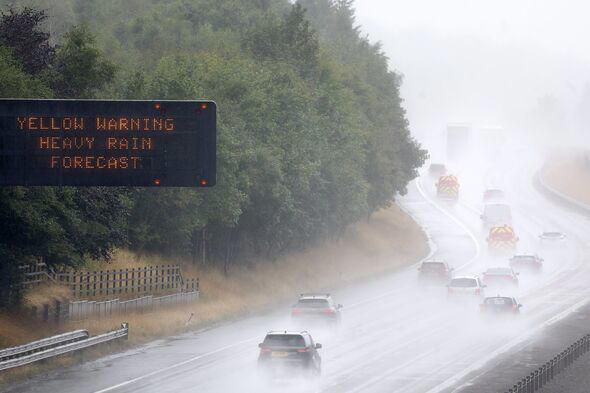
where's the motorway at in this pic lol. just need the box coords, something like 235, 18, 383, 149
6, 146, 590, 393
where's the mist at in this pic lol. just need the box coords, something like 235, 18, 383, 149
353, 0, 590, 152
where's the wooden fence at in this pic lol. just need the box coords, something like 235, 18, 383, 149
20, 263, 197, 298
54, 265, 197, 297
19, 262, 52, 288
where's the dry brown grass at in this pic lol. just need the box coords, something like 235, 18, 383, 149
63, 204, 427, 344
24, 283, 71, 309
542, 150, 590, 205
0, 204, 427, 384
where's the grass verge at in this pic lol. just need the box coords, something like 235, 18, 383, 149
541, 150, 590, 206
0, 203, 428, 386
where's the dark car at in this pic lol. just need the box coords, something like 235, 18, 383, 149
429, 163, 447, 177
258, 331, 322, 378
483, 189, 505, 202
482, 267, 519, 287
509, 254, 543, 273
291, 294, 342, 326
480, 296, 522, 315
418, 260, 454, 282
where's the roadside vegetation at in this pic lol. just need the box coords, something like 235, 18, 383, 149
0, 204, 427, 386
0, 0, 427, 309
541, 150, 590, 205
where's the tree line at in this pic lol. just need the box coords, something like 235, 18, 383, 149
0, 0, 427, 307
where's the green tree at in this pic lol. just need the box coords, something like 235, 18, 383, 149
0, 7, 54, 74
49, 25, 116, 98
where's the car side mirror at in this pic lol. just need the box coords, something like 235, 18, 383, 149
315, 343, 322, 349
486, 237, 489, 241
417, 267, 421, 271
518, 304, 523, 308
515, 272, 520, 275
258, 343, 263, 348
450, 267, 455, 271
338, 304, 343, 309
516, 237, 520, 241
482, 285, 487, 288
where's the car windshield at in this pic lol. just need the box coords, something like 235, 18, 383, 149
421, 262, 445, 271
512, 256, 536, 262
485, 190, 504, 198
485, 297, 513, 306
484, 204, 511, 220
450, 278, 477, 287
263, 335, 305, 348
297, 299, 330, 308
486, 268, 511, 275
543, 232, 562, 237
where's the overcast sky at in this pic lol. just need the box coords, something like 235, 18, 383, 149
353, 0, 590, 146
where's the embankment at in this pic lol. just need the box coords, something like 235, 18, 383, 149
0, 203, 428, 384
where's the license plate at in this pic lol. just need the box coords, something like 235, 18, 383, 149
271, 351, 289, 358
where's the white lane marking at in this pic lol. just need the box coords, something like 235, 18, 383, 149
424, 295, 590, 393
93, 178, 474, 393
343, 348, 438, 393
415, 177, 481, 269
324, 316, 456, 386
458, 201, 481, 217
93, 337, 258, 393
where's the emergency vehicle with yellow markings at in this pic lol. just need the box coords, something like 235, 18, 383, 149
486, 225, 519, 254
436, 175, 459, 201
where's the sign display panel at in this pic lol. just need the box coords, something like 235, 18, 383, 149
0, 99, 216, 187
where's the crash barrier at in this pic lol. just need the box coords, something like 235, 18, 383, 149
19, 263, 197, 298
0, 330, 89, 362
504, 334, 590, 393
0, 323, 128, 371
69, 291, 199, 321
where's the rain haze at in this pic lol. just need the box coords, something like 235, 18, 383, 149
1, 1, 590, 393
354, 0, 590, 148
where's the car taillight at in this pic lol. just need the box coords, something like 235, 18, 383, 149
297, 348, 309, 353
475, 288, 480, 295
324, 308, 335, 314
260, 348, 271, 353
292, 308, 301, 315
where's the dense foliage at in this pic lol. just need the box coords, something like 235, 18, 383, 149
0, 0, 426, 306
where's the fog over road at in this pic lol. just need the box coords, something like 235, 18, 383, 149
6, 143, 590, 393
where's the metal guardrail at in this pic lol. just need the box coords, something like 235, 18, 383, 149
0, 330, 89, 362
504, 334, 590, 393
69, 291, 199, 321
0, 323, 128, 371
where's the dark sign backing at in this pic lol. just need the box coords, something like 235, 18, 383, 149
0, 99, 216, 187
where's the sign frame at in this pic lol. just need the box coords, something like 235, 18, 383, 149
0, 99, 216, 187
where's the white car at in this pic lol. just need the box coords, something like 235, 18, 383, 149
447, 276, 486, 298
539, 231, 566, 242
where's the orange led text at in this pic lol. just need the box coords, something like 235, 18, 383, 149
96, 117, 175, 132
50, 156, 141, 170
